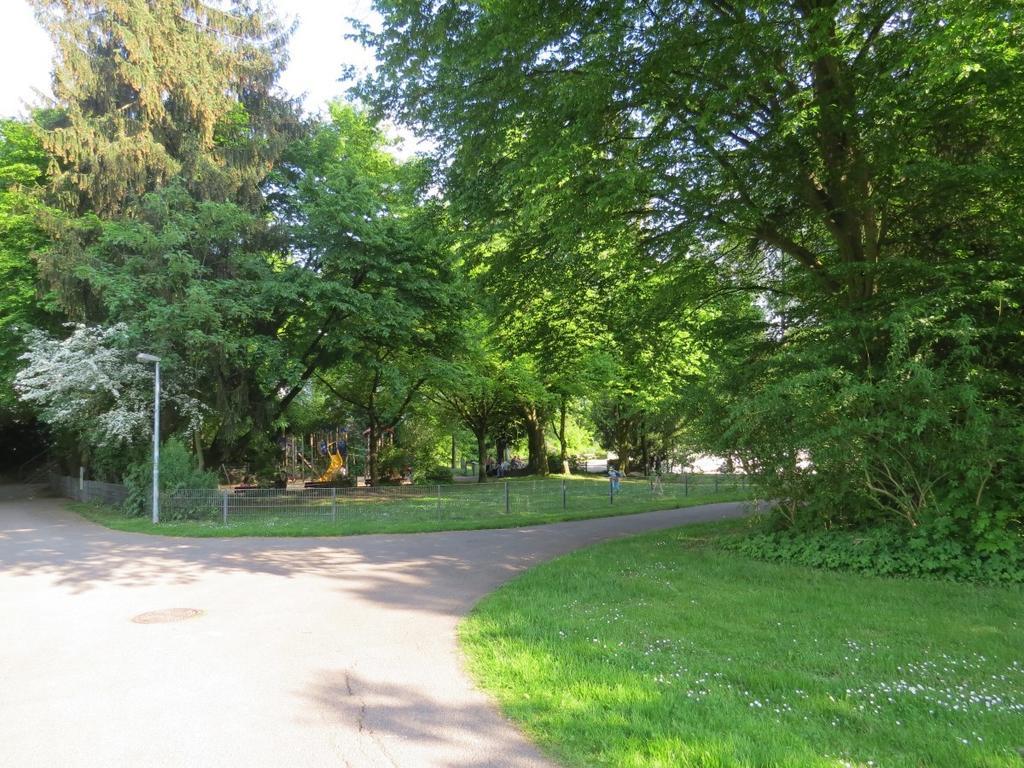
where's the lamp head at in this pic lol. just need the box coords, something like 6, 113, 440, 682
136, 353, 161, 364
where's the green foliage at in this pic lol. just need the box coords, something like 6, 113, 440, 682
427, 324, 533, 479
122, 437, 218, 518
699, 308, 1023, 560
18, 1, 302, 470
362, 0, 1024, 567
0, 118, 62, 426
272, 103, 463, 482
394, 409, 466, 482
63, 182, 301, 456
31, 0, 298, 214
418, 465, 454, 485
726, 523, 1024, 585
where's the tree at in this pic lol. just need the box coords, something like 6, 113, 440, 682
30, 0, 296, 215
15, 323, 204, 458
59, 182, 303, 466
0, 119, 61, 428
428, 333, 520, 482
362, 0, 1024, 547
363, 0, 1020, 314
315, 350, 431, 486
0, 116, 70, 469
20, 0, 302, 469
273, 103, 463, 482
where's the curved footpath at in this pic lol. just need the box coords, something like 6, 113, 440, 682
0, 485, 750, 768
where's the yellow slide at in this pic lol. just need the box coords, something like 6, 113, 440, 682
317, 449, 345, 482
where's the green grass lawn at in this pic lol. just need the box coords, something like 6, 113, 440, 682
71, 475, 752, 537
460, 520, 1024, 768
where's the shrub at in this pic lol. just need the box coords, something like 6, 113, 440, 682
698, 310, 1024, 559
418, 465, 453, 484
723, 521, 1024, 585
546, 453, 565, 474
122, 437, 218, 518
377, 444, 413, 480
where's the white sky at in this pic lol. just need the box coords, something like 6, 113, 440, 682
0, 1, 407, 133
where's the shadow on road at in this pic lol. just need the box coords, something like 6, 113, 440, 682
303, 669, 551, 768
0, 489, 752, 613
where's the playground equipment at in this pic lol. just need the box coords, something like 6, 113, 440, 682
275, 427, 355, 487
315, 443, 345, 483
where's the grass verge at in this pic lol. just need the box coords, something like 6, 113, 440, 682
70, 482, 753, 537
460, 519, 1024, 768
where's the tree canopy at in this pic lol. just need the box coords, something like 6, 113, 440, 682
360, 0, 1023, 546
2, 0, 1020, 568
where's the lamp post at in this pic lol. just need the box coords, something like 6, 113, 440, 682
137, 353, 161, 523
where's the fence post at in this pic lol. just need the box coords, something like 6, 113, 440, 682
684, 472, 689, 497
609, 477, 614, 505
715, 475, 719, 493
504, 481, 510, 514
436, 484, 442, 518
79, 465, 84, 491
561, 479, 567, 510
331, 487, 337, 522
222, 490, 228, 525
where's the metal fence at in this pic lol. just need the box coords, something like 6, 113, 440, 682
48, 473, 748, 525
159, 474, 748, 525
48, 473, 130, 506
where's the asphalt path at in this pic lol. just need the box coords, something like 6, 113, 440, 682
0, 485, 750, 767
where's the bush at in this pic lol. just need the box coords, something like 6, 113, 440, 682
567, 454, 590, 473
418, 465, 454, 484
723, 522, 1024, 585
547, 453, 566, 474
122, 437, 218, 518
696, 310, 1024, 559
377, 444, 413, 481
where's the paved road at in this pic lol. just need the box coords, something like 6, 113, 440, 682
0, 486, 750, 767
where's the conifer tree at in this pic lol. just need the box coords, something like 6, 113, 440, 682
22, 0, 302, 468
31, 0, 297, 215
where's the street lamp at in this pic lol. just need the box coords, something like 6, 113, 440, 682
137, 353, 161, 523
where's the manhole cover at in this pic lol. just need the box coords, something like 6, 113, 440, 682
131, 608, 204, 624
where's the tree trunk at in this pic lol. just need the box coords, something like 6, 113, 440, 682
640, 415, 648, 477
476, 431, 487, 483
558, 397, 570, 474
193, 429, 205, 471
613, 406, 630, 474
523, 405, 548, 476
616, 443, 630, 475
367, 421, 379, 485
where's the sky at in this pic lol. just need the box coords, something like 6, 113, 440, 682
0, 1, 401, 129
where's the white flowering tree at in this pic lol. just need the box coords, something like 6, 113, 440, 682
15, 323, 205, 449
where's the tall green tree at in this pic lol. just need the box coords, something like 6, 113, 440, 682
363, 0, 1020, 317
20, 0, 301, 469
31, 0, 296, 216
273, 104, 463, 481
428, 330, 536, 482
63, 183, 302, 466
362, 0, 1024, 547
0, 118, 64, 464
